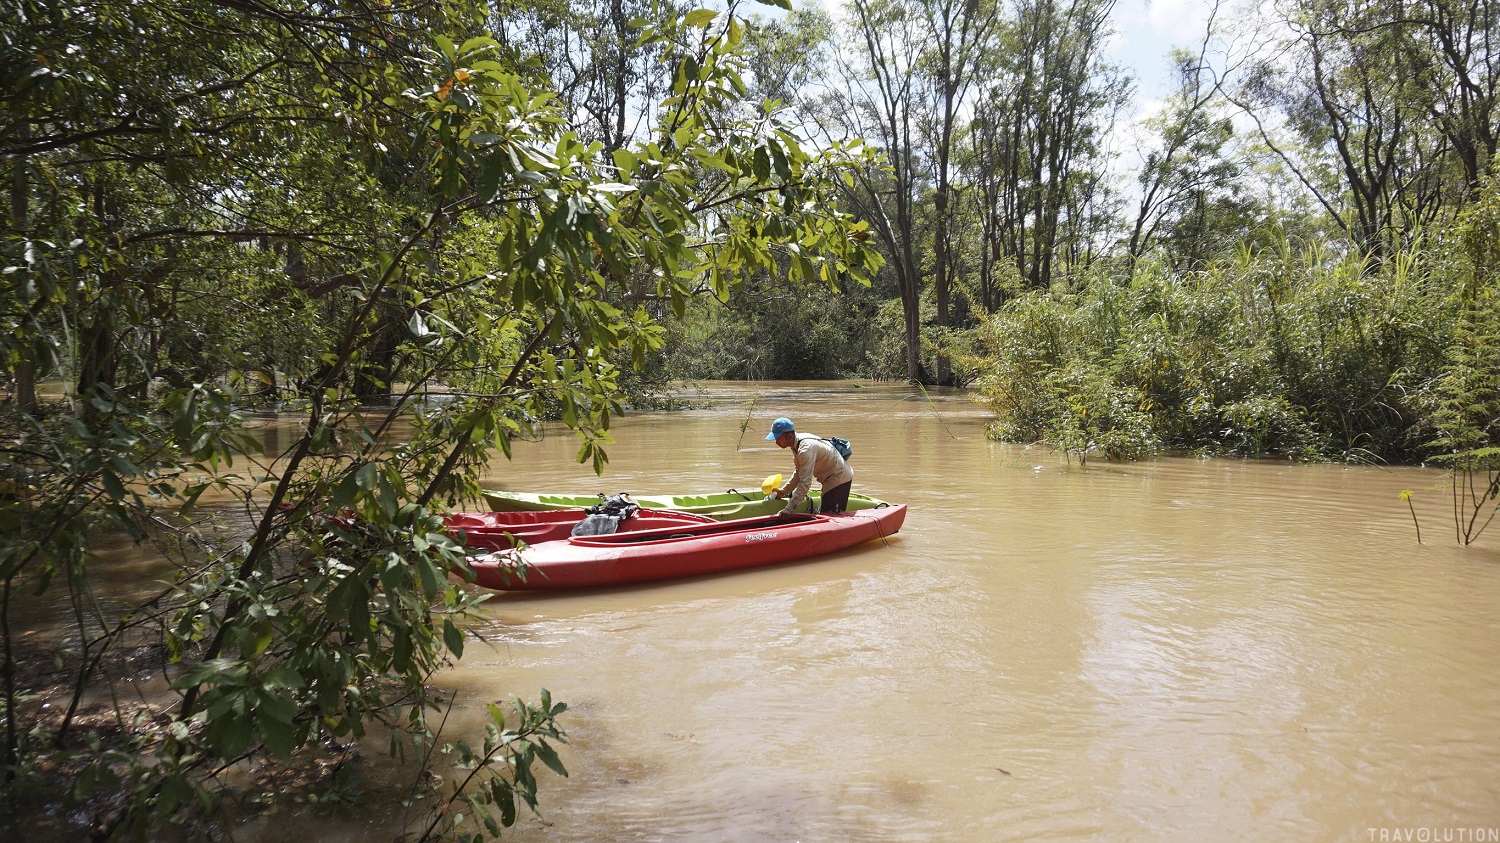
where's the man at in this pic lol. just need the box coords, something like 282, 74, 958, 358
765, 417, 854, 516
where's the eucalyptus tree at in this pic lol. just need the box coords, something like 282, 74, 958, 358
1128, 49, 1255, 266
827, 0, 931, 382
964, 70, 1016, 311
658, 6, 894, 381
916, 0, 999, 384
490, 0, 694, 152
1417, 0, 1499, 197
741, 7, 836, 107
966, 0, 1127, 289
1, 0, 880, 837
1228, 0, 1458, 258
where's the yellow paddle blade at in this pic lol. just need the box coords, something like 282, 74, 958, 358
761, 473, 782, 496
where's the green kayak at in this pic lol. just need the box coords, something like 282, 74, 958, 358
481, 488, 889, 520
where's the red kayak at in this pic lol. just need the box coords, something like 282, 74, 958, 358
445, 509, 714, 551
469, 504, 907, 590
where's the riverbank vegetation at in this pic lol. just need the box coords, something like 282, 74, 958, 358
2, 0, 880, 837
967, 235, 1460, 465
646, 0, 1498, 537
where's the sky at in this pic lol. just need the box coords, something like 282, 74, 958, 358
1107, 0, 1219, 119
1103, 0, 1230, 193
769, 0, 1234, 189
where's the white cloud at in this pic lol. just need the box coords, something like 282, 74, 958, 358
1110, 0, 1218, 109
1143, 0, 1214, 43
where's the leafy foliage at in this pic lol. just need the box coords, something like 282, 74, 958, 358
1, 0, 881, 837
966, 242, 1451, 463
1425, 176, 1500, 544
654, 276, 887, 380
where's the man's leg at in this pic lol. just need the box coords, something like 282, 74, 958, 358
820, 481, 852, 513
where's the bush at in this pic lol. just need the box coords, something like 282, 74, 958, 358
1216, 395, 1328, 459
968, 239, 1454, 462
1041, 362, 1161, 461
654, 280, 886, 380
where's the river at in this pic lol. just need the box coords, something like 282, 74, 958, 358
226, 381, 1500, 841
43, 381, 1476, 840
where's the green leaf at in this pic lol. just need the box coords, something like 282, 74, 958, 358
206, 710, 253, 759
443, 618, 465, 657
263, 664, 305, 690
417, 556, 442, 595
769, 142, 790, 179
376, 470, 399, 518
258, 708, 298, 759
257, 688, 299, 725
753, 147, 771, 182
458, 36, 495, 56
170, 658, 241, 691
108, 454, 142, 478
100, 470, 126, 500
534, 742, 569, 778
499, 786, 517, 826
331, 472, 361, 511
355, 461, 378, 490
611, 148, 637, 174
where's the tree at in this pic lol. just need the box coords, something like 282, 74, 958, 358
491, 0, 690, 152
1419, 0, 1499, 198
967, 0, 1127, 290
741, 7, 836, 107
1427, 175, 1500, 545
1129, 49, 1255, 267
964, 70, 1017, 312
916, 0, 998, 384
1226, 0, 1480, 259
0, 0, 881, 836
827, 0, 930, 382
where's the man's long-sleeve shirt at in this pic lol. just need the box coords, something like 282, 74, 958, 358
777, 433, 854, 513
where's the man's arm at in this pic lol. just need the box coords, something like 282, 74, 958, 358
780, 445, 814, 513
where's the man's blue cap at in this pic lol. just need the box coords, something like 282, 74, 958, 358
766, 417, 795, 440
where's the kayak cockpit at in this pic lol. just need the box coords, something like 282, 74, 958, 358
567, 513, 821, 545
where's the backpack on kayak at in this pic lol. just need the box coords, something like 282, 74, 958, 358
572, 494, 641, 536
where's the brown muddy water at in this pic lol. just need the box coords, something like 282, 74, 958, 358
106, 382, 1500, 841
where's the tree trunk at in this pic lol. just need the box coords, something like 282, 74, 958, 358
10, 138, 37, 413
610, 0, 628, 151
76, 313, 118, 417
